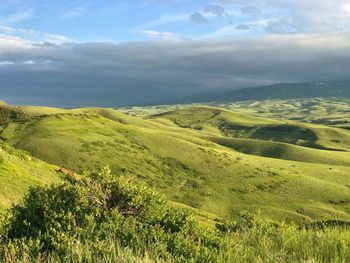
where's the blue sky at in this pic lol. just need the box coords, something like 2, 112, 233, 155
1, 0, 350, 106
2, 0, 350, 43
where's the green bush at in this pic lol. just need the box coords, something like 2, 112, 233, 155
1, 168, 350, 262
0, 168, 224, 262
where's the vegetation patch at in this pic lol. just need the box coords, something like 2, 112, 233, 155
0, 168, 224, 262
1, 170, 350, 262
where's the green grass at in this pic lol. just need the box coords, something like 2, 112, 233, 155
2, 223, 350, 262
0, 170, 226, 262
0, 142, 61, 210
221, 98, 350, 130
221, 222, 350, 263
207, 136, 350, 166
1, 244, 152, 263
153, 106, 350, 151
119, 98, 350, 130
1, 171, 350, 263
0, 104, 349, 224
0, 100, 350, 262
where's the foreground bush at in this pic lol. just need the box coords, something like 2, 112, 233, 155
1, 168, 350, 262
0, 168, 223, 262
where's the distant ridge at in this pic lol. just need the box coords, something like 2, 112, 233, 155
183, 81, 350, 103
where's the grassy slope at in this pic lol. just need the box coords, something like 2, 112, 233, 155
219, 98, 350, 129
154, 107, 350, 151
207, 136, 350, 166
1, 105, 350, 224
0, 142, 61, 210
120, 98, 350, 130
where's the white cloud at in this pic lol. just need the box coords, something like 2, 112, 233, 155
0, 61, 15, 66
144, 13, 190, 27
0, 25, 16, 34
141, 30, 186, 41
206, 18, 269, 38
0, 26, 73, 45
217, 0, 350, 34
268, 0, 350, 33
342, 4, 350, 14
0, 34, 33, 51
23, 60, 35, 64
0, 8, 34, 24
43, 33, 72, 44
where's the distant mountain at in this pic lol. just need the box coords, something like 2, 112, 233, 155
182, 81, 350, 103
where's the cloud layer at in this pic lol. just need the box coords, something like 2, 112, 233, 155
218, 0, 350, 34
1, 32, 350, 106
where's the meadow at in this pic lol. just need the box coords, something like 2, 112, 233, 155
0, 98, 349, 262
1, 169, 350, 263
120, 98, 350, 131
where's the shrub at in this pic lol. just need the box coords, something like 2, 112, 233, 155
1, 168, 224, 262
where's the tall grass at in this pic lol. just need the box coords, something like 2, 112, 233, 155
2, 223, 350, 262
1, 240, 153, 263
220, 222, 350, 262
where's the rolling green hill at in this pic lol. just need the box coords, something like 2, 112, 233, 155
1, 104, 350, 224
120, 98, 350, 130
215, 98, 350, 130
0, 142, 61, 210
153, 107, 350, 151
207, 137, 350, 166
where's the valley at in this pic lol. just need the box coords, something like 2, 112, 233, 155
1, 100, 349, 224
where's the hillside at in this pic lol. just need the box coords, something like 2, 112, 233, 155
1, 104, 350, 224
153, 107, 350, 151
0, 142, 61, 210
3, 169, 350, 263
183, 81, 350, 103
213, 98, 350, 129
120, 98, 350, 130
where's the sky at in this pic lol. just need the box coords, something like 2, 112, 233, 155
1, 0, 350, 106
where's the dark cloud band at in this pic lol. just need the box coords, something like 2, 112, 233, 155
1, 33, 350, 106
